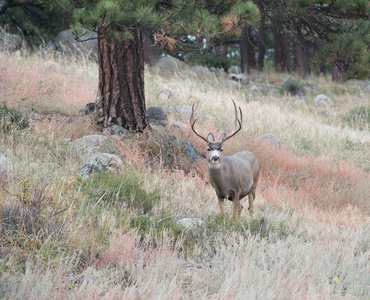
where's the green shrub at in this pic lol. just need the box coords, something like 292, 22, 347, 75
0, 178, 64, 250
0, 103, 29, 133
340, 105, 369, 130
282, 79, 304, 96
80, 170, 161, 215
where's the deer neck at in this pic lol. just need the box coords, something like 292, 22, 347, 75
208, 162, 227, 192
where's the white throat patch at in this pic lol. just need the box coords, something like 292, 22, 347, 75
208, 162, 222, 169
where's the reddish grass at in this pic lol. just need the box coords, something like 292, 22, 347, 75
98, 231, 139, 268
1, 59, 95, 111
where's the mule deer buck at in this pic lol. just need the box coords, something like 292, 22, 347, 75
190, 100, 260, 220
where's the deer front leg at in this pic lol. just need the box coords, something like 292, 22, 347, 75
218, 196, 225, 215
232, 192, 242, 220
248, 189, 256, 215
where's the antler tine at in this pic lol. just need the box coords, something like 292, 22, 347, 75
222, 99, 243, 143
190, 101, 208, 143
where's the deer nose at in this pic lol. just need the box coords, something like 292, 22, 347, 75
211, 156, 219, 162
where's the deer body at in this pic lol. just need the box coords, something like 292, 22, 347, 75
190, 100, 260, 219
209, 151, 259, 200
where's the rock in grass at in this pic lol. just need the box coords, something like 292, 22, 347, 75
228, 65, 242, 74
156, 88, 172, 100
73, 135, 124, 161
362, 81, 370, 93
257, 133, 281, 149
106, 124, 130, 136
79, 153, 123, 178
0, 153, 13, 184
313, 94, 334, 107
0, 32, 22, 51
84, 103, 95, 115
146, 106, 168, 126
191, 65, 214, 79
177, 218, 204, 230
229, 73, 249, 84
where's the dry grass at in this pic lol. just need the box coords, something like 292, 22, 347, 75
0, 51, 369, 299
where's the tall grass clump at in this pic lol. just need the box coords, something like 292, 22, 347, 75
79, 169, 161, 215
0, 103, 29, 133
340, 105, 369, 130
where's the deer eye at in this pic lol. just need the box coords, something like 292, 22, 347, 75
220, 148, 223, 152
207, 148, 211, 151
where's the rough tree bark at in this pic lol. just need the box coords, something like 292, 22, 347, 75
240, 26, 256, 74
256, 0, 266, 71
272, 22, 292, 73
143, 34, 160, 66
96, 30, 147, 131
332, 64, 344, 82
293, 39, 311, 77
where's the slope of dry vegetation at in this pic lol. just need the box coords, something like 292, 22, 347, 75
0, 52, 369, 299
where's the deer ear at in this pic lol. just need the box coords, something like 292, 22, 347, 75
218, 132, 227, 143
207, 132, 215, 142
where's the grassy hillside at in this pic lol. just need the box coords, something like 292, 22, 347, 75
0, 52, 369, 299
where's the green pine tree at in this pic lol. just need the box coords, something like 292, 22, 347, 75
34, 0, 259, 131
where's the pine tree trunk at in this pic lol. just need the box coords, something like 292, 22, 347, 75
272, 22, 292, 73
143, 34, 160, 66
96, 30, 147, 131
240, 26, 256, 74
219, 44, 228, 59
332, 64, 344, 82
256, 0, 266, 71
293, 39, 311, 77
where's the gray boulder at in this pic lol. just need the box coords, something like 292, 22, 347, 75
191, 65, 214, 79
227, 80, 241, 89
54, 30, 98, 60
41, 60, 61, 71
177, 218, 204, 230
146, 106, 167, 126
84, 103, 95, 115
106, 124, 130, 136
282, 75, 305, 96
362, 81, 370, 93
175, 140, 201, 162
228, 65, 242, 74
0, 32, 22, 51
79, 153, 123, 178
313, 94, 334, 107
156, 88, 172, 100
156, 56, 189, 74
0, 153, 13, 183
283, 75, 298, 85
165, 105, 202, 116
257, 133, 281, 149
73, 135, 124, 161
229, 73, 249, 84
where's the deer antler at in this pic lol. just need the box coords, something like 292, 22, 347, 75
220, 99, 243, 143
190, 101, 208, 142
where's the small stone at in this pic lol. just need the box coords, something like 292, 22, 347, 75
177, 218, 204, 230
257, 133, 281, 149
156, 89, 172, 100
313, 94, 333, 107
84, 103, 95, 115
79, 153, 124, 178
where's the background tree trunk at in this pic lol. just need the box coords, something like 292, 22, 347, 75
332, 64, 344, 82
96, 30, 147, 131
293, 38, 311, 77
240, 26, 256, 74
219, 43, 228, 59
272, 22, 292, 72
257, 19, 266, 71
143, 34, 160, 66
